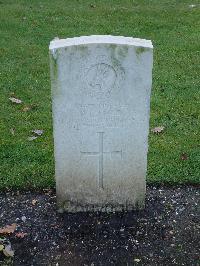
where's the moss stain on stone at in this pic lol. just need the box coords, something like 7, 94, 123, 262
136, 46, 146, 55
76, 45, 89, 59
135, 46, 152, 60
109, 44, 127, 77
50, 49, 61, 97
117, 45, 129, 59
50, 49, 58, 79
110, 44, 124, 69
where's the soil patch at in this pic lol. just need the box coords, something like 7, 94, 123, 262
0, 186, 199, 265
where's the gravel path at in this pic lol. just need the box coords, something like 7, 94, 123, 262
0, 186, 199, 266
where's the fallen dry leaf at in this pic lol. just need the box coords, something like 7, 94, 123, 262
151, 126, 165, 133
27, 136, 38, 141
32, 129, 43, 136
0, 224, 17, 235
15, 232, 27, 238
134, 258, 141, 263
10, 128, 15, 136
31, 104, 39, 110
9, 97, 22, 104
32, 199, 37, 205
22, 103, 38, 112
181, 153, 188, 160
189, 4, 196, 8
3, 244, 14, 257
43, 188, 53, 195
22, 106, 31, 112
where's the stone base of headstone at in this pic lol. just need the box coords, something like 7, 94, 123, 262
57, 193, 145, 213
58, 204, 145, 213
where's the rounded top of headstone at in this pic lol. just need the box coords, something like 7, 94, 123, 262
49, 35, 153, 50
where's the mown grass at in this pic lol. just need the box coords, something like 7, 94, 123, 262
0, 0, 199, 189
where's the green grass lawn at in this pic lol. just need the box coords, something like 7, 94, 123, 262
0, 0, 199, 189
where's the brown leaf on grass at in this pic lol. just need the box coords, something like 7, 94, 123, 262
3, 244, 14, 257
9, 97, 22, 104
27, 136, 38, 141
181, 153, 188, 160
31, 104, 39, 110
10, 128, 15, 136
0, 224, 17, 235
32, 129, 43, 136
21, 104, 38, 112
22, 106, 31, 112
151, 126, 165, 133
32, 199, 37, 205
189, 4, 196, 8
15, 232, 27, 238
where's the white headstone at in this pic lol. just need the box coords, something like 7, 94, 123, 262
49, 35, 153, 212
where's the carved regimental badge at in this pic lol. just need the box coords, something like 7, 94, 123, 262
82, 57, 125, 100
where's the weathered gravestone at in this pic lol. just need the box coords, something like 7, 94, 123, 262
49, 35, 153, 212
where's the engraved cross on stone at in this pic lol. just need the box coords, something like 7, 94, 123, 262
81, 132, 122, 189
